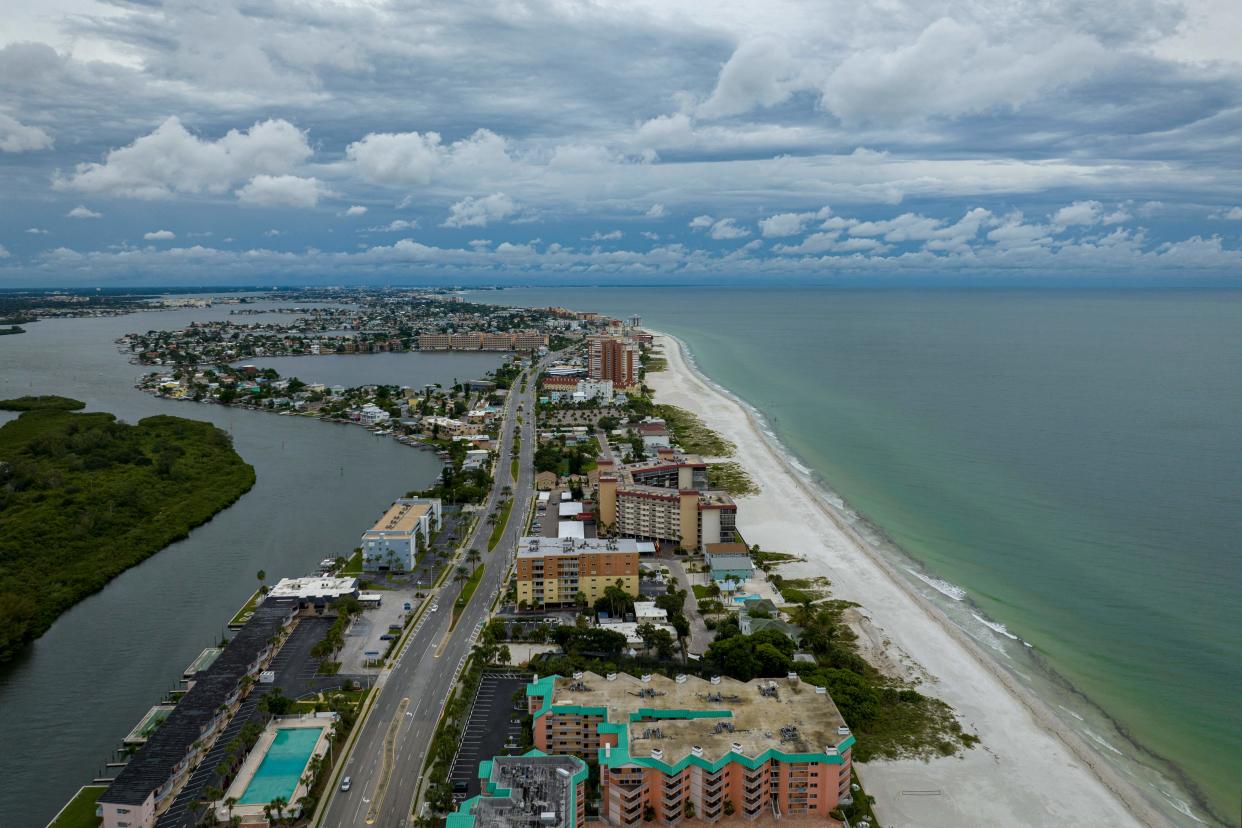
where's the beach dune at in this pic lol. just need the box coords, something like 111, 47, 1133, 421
647, 332, 1159, 828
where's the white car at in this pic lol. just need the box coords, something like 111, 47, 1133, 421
430, 603, 439, 612
340, 776, 352, 792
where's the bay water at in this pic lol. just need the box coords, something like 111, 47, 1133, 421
0, 302, 471, 826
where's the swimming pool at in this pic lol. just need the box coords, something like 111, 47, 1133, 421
237, 727, 324, 805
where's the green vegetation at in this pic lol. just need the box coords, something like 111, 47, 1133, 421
706, 461, 759, 495
654, 404, 735, 456
705, 602, 978, 762
0, 395, 86, 412
0, 402, 256, 662
0, 325, 26, 336
771, 574, 830, 604
422, 656, 486, 818
47, 785, 105, 828
510, 457, 519, 480
340, 548, 364, 576
487, 498, 513, 551
691, 584, 715, 599
452, 564, 484, 626
752, 548, 798, 571
229, 588, 263, 626
533, 435, 598, 477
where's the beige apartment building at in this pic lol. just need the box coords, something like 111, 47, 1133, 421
596, 454, 737, 552
515, 536, 641, 607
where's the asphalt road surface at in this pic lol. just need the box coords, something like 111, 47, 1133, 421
320, 358, 545, 828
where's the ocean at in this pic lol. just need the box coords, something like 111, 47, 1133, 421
470, 286, 1242, 827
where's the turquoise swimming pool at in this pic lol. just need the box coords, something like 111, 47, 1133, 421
237, 727, 324, 805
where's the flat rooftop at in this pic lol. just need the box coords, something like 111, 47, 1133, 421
368, 499, 431, 534
454, 753, 586, 828
517, 536, 640, 560
268, 576, 359, 599
536, 671, 849, 765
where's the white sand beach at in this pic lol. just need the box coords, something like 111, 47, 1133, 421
646, 332, 1162, 828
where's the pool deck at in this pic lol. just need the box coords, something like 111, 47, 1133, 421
215, 715, 335, 822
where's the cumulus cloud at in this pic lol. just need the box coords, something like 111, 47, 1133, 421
689, 215, 715, 229
0, 245, 9, 258
645, 203, 667, 218
1052, 200, 1104, 228
26, 227, 49, 235
66, 206, 102, 219
235, 174, 331, 207
585, 230, 623, 241
708, 218, 750, 240
343, 205, 368, 216
1213, 206, 1242, 220
143, 229, 175, 240
759, 208, 832, 237
697, 37, 801, 119
443, 193, 517, 228
0, 113, 53, 152
346, 129, 511, 187
55, 116, 312, 199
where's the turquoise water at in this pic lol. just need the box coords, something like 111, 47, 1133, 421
473, 286, 1242, 827
238, 727, 324, 805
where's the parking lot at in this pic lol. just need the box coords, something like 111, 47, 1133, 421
447, 671, 532, 801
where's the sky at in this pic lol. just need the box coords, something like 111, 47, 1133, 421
2, 0, 1242, 286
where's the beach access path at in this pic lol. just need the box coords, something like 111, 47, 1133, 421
646, 332, 1159, 828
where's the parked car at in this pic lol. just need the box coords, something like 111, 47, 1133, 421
380, 633, 395, 641
430, 603, 439, 612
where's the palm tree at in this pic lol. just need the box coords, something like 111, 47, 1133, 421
467, 548, 481, 567
270, 796, 288, 823
455, 564, 469, 584
224, 797, 238, 824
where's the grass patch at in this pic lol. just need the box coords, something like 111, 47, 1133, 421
451, 564, 484, 627
510, 457, 519, 480
340, 549, 363, 576
229, 588, 263, 626
47, 785, 105, 828
691, 584, 715, 599
752, 549, 798, 571
0, 406, 255, 662
487, 498, 513, 551
772, 575, 830, 605
654, 404, 734, 457
706, 461, 759, 495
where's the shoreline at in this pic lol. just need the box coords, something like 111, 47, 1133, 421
646, 329, 1170, 828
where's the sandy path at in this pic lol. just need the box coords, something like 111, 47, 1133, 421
646, 332, 1161, 828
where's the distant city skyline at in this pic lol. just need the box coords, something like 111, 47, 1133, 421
2, 0, 1241, 284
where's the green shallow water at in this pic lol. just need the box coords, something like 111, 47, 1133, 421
475, 286, 1242, 826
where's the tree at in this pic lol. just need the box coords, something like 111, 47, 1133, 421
467, 548, 482, 567
270, 796, 288, 823
455, 564, 469, 584
256, 569, 267, 594
497, 644, 511, 665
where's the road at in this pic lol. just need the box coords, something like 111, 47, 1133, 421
320, 358, 544, 828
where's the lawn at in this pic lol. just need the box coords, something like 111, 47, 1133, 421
47, 785, 104, 828
451, 564, 485, 626
340, 548, 364, 576
228, 588, 263, 626
487, 498, 514, 551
